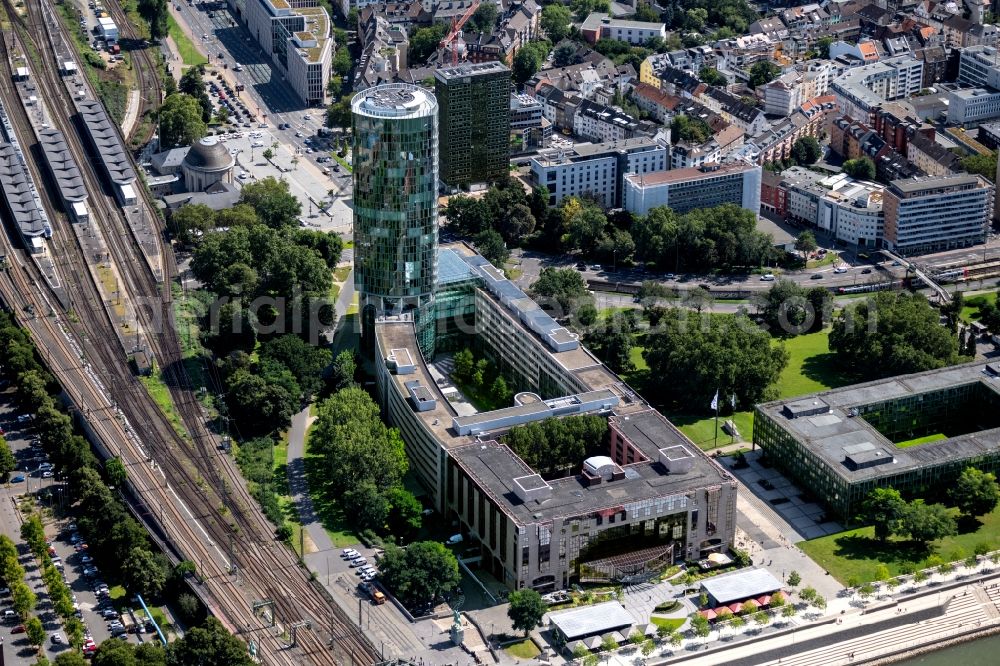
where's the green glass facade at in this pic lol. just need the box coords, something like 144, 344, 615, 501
435, 62, 511, 187
352, 84, 439, 357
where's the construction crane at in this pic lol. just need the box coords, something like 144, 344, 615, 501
439, 0, 481, 65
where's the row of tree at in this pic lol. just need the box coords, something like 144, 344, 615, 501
861, 469, 1000, 544
307, 387, 423, 537
22, 515, 86, 648
503, 414, 609, 478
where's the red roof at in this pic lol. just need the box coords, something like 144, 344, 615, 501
700, 609, 718, 620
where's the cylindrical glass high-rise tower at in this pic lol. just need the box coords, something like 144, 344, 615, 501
352, 84, 439, 358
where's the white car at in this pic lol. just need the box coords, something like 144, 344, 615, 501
349, 558, 368, 568
342, 548, 359, 558
759, 273, 775, 281
238, 172, 249, 180
833, 266, 848, 274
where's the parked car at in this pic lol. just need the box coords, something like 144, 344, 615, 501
51, 633, 64, 644
759, 273, 775, 281
11, 623, 25, 633
10, 475, 24, 483
349, 558, 368, 568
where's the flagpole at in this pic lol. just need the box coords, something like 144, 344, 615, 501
713, 398, 720, 449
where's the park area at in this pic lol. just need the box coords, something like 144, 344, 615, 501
799, 503, 1000, 585
627, 329, 849, 450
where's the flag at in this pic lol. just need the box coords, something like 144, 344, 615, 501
731, 394, 737, 409
710, 390, 719, 412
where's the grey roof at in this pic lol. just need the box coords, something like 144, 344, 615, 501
451, 410, 730, 526
549, 601, 633, 641
889, 174, 984, 195
183, 138, 234, 171
0, 142, 49, 237
76, 99, 135, 186
149, 147, 189, 175
434, 61, 510, 81
700, 568, 782, 605
757, 363, 1000, 483
38, 128, 86, 203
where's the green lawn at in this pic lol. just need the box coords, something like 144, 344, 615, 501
333, 266, 351, 283
650, 616, 685, 631
960, 291, 998, 323
895, 433, 948, 448
140, 372, 188, 440
637, 330, 848, 449
504, 640, 541, 659
799, 504, 1000, 585
807, 252, 840, 269
167, 14, 207, 68
775, 330, 850, 398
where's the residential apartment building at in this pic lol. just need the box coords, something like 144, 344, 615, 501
906, 132, 960, 176
816, 178, 885, 249
883, 175, 994, 255
573, 99, 652, 143
580, 13, 666, 45
831, 57, 923, 124
622, 162, 762, 216
530, 138, 668, 208
241, 0, 331, 105
435, 62, 511, 187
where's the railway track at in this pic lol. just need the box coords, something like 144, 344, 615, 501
103, 0, 161, 143
0, 2, 381, 663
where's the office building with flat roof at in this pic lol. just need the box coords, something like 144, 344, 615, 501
530, 138, 668, 208
434, 62, 511, 187
580, 13, 666, 45
882, 174, 993, 255
373, 241, 737, 592
241, 0, 332, 106
755, 363, 1000, 518
622, 162, 762, 216
352, 84, 439, 357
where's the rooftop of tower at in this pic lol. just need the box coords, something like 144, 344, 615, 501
352, 83, 437, 119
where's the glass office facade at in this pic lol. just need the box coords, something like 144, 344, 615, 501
352, 84, 439, 357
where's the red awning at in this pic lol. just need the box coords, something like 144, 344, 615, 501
728, 602, 743, 613
757, 595, 772, 606
700, 609, 717, 620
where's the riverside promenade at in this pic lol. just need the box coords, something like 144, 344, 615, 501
646, 571, 1000, 666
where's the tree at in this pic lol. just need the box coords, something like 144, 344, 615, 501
226, 369, 297, 434
787, 570, 801, 587
553, 42, 579, 67
960, 151, 998, 183
343, 481, 391, 532
468, 2, 498, 32
748, 61, 781, 88
753, 610, 770, 627
408, 23, 449, 64
842, 157, 876, 181
503, 414, 608, 477
259, 335, 332, 399
11, 581, 37, 618
641, 638, 655, 656
729, 613, 746, 631
178, 67, 211, 121
795, 232, 818, 257
643, 309, 789, 411
239, 177, 302, 229
308, 388, 408, 495
860, 488, 907, 542
137, 0, 168, 39
166, 617, 253, 666
831, 292, 960, 380
699, 67, 727, 86
105, 457, 127, 488
791, 137, 822, 166
490, 376, 511, 405
378, 541, 461, 606
386, 487, 422, 537
950, 468, 1000, 519
169, 204, 215, 244
26, 616, 45, 649
158, 94, 207, 149
690, 613, 711, 642
452, 349, 475, 384
530, 267, 593, 318
473, 229, 509, 268
54, 654, 88, 666
331, 350, 357, 391
0, 438, 14, 478
900, 500, 956, 544
508, 589, 546, 635
670, 114, 712, 144
815, 37, 833, 59
122, 548, 168, 598
513, 41, 550, 84
585, 312, 636, 373
541, 4, 573, 42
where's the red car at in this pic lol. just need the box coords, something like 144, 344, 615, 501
11, 624, 25, 633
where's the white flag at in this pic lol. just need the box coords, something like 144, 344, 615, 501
710, 390, 719, 412
731, 394, 737, 409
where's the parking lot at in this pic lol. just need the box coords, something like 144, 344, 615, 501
0, 392, 143, 662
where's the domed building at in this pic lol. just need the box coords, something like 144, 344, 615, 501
181, 137, 234, 192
